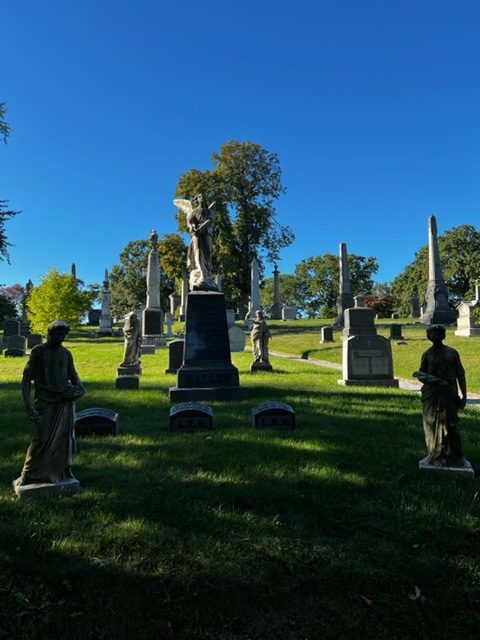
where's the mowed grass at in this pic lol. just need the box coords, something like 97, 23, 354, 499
1, 335, 480, 639
268, 320, 480, 394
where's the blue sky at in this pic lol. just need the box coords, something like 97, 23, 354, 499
2, 0, 479, 289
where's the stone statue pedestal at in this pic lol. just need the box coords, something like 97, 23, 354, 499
116, 363, 141, 390
169, 292, 248, 401
418, 456, 475, 479
250, 361, 273, 372
13, 477, 81, 499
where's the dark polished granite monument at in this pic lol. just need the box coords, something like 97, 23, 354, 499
169, 292, 248, 401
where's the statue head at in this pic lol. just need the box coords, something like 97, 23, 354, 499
192, 193, 206, 209
46, 320, 70, 346
426, 324, 446, 345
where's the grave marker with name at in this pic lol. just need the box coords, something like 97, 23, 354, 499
252, 402, 295, 429
170, 402, 213, 432
75, 408, 119, 436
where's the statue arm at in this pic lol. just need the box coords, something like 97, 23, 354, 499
66, 352, 85, 400
456, 354, 467, 408
21, 352, 39, 420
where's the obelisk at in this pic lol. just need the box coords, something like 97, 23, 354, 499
335, 242, 354, 326
142, 229, 164, 343
247, 257, 261, 320
269, 264, 282, 320
98, 269, 113, 336
421, 215, 456, 325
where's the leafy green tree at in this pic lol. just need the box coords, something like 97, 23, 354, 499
294, 253, 379, 317
0, 104, 20, 262
364, 293, 396, 316
391, 224, 480, 315
260, 273, 302, 311
0, 102, 10, 143
157, 233, 187, 281
175, 140, 294, 311
0, 294, 17, 322
110, 234, 186, 317
0, 283, 26, 315
110, 240, 149, 318
27, 269, 95, 335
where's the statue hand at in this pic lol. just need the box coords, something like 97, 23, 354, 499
27, 407, 40, 422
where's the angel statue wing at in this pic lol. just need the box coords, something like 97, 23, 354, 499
173, 198, 193, 215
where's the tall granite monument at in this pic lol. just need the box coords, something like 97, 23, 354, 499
142, 229, 164, 344
170, 195, 247, 401
98, 269, 113, 336
335, 242, 354, 327
269, 264, 282, 320
247, 257, 261, 320
422, 215, 456, 325
339, 296, 398, 387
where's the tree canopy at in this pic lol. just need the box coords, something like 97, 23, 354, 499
293, 253, 379, 317
391, 224, 480, 315
27, 269, 95, 335
0, 104, 20, 262
109, 234, 187, 317
175, 140, 294, 310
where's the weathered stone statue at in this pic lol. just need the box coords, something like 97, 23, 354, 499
120, 311, 142, 367
14, 320, 84, 496
251, 310, 272, 371
414, 325, 469, 470
174, 194, 217, 291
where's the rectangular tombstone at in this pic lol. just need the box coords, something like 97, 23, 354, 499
339, 335, 399, 387
170, 402, 213, 432
75, 408, 119, 436
5, 334, 26, 357
170, 292, 248, 401
389, 324, 404, 340
282, 306, 297, 320
320, 326, 334, 343
142, 307, 163, 336
226, 309, 236, 327
141, 344, 156, 355
88, 309, 101, 325
165, 339, 184, 373
115, 375, 139, 390
252, 402, 295, 429
229, 325, 246, 352
2, 319, 20, 344
27, 334, 43, 349
343, 307, 376, 338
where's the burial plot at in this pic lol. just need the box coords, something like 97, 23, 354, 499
75, 408, 119, 436
252, 402, 295, 429
170, 402, 213, 432
5, 335, 27, 357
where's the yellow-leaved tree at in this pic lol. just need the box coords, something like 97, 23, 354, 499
27, 268, 95, 335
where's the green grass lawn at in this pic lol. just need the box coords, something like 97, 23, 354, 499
1, 334, 480, 639
268, 320, 480, 395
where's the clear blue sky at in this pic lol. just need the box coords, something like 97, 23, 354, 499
2, 0, 479, 288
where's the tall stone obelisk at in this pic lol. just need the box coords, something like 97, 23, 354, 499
98, 269, 113, 336
269, 264, 282, 320
335, 242, 354, 326
421, 215, 456, 325
247, 257, 261, 319
142, 229, 164, 344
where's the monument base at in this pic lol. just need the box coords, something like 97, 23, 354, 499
169, 386, 249, 402
455, 327, 480, 337
171, 291, 247, 402
418, 456, 475, 479
115, 375, 139, 390
13, 477, 81, 499
251, 361, 273, 372
141, 344, 156, 355
142, 335, 166, 347
338, 378, 399, 387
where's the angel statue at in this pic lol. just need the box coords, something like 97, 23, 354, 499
174, 194, 217, 291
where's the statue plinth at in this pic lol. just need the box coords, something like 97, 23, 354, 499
169, 292, 248, 401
